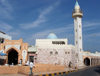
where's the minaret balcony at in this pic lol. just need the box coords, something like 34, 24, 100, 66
72, 13, 83, 18
72, 10, 83, 18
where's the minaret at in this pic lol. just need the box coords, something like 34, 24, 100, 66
72, 1, 83, 66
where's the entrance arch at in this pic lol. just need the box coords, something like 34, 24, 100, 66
84, 57, 90, 66
7, 49, 18, 65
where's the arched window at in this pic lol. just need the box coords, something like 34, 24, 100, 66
65, 52, 67, 54
55, 51, 58, 55
50, 51, 53, 55
76, 29, 77, 32
80, 36, 81, 39
79, 25, 81, 28
80, 48, 82, 51
68, 52, 70, 54
76, 41, 78, 44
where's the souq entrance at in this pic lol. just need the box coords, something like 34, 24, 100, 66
8, 49, 18, 65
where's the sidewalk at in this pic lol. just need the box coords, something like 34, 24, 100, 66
34, 70, 65, 75
0, 68, 78, 76
33, 68, 76, 75
0, 74, 25, 76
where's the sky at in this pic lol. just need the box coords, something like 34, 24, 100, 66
0, 0, 100, 52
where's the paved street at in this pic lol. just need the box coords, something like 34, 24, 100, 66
67, 66, 100, 76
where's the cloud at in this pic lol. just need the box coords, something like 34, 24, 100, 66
8, 30, 23, 40
81, 21, 100, 42
0, 22, 13, 32
0, 0, 13, 19
33, 24, 73, 38
83, 21, 100, 28
26, 21, 100, 45
86, 32, 100, 37
25, 24, 73, 45
20, 1, 60, 29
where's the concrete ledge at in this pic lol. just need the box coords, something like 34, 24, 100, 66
0, 64, 78, 75
18, 64, 65, 75
35, 72, 66, 76
34, 70, 77, 76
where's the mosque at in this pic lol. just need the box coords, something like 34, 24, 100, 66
35, 1, 100, 68
0, 1, 100, 68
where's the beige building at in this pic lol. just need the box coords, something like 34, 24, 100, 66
28, 45, 37, 63
0, 31, 12, 43
0, 39, 28, 65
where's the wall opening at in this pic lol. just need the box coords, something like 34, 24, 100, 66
8, 49, 18, 65
84, 58, 90, 66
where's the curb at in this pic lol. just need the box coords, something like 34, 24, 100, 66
34, 70, 78, 76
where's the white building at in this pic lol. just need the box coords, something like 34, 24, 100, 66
36, 33, 78, 68
28, 45, 37, 63
35, 1, 83, 68
82, 51, 100, 66
0, 31, 12, 43
30, 1, 100, 68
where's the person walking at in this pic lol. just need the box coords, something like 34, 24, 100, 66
29, 62, 34, 76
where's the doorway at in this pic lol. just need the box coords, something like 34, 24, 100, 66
29, 56, 34, 62
84, 58, 90, 66
8, 49, 18, 65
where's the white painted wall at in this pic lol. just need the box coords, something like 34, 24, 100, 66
0, 32, 12, 40
36, 39, 77, 67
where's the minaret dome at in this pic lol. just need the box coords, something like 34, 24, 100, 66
72, 0, 83, 18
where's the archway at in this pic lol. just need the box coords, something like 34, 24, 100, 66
84, 58, 90, 66
8, 49, 18, 65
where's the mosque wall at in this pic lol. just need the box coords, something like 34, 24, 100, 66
36, 39, 78, 68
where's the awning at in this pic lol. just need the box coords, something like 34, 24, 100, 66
0, 52, 6, 56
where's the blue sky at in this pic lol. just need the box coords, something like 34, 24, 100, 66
0, 0, 100, 52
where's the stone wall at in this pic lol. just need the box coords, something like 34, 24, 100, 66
0, 64, 65, 74
36, 45, 77, 68
18, 64, 65, 74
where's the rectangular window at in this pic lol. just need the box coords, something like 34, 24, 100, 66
76, 41, 78, 44
52, 41, 65, 45
29, 56, 34, 62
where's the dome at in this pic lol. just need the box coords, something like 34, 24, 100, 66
47, 33, 58, 39
75, 1, 80, 10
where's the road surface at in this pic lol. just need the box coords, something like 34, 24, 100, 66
67, 66, 100, 76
